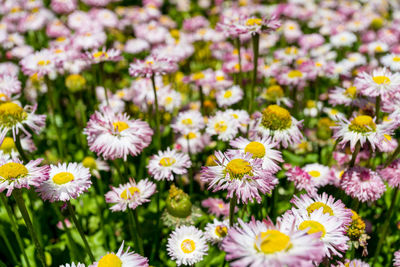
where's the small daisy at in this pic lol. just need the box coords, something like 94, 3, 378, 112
206, 111, 239, 141
330, 31, 357, 48
216, 85, 243, 108
175, 131, 210, 154
281, 208, 349, 258
0, 102, 46, 145
90, 241, 149, 267
84, 48, 122, 63
291, 193, 353, 227
328, 85, 359, 106
0, 74, 21, 95
201, 150, 278, 204
204, 219, 229, 244
341, 167, 386, 202
20, 50, 56, 77
335, 259, 370, 267
332, 115, 395, 152
322, 107, 346, 121
201, 197, 231, 218
381, 54, 400, 71
81, 156, 109, 179
172, 110, 205, 134
221, 218, 325, 267
0, 158, 48, 196
147, 148, 191, 181
261, 85, 293, 107
105, 178, 156, 212
229, 136, 283, 173
167, 225, 208, 266
251, 105, 303, 148
394, 250, 400, 266
36, 163, 92, 202
355, 68, 400, 99
84, 107, 153, 160
129, 54, 178, 78
286, 164, 332, 195
379, 159, 400, 188
60, 263, 85, 267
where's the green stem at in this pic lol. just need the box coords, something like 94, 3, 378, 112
372, 187, 399, 265
150, 74, 161, 151
15, 134, 28, 162
67, 202, 95, 262
249, 33, 260, 114
384, 141, 400, 168
229, 196, 237, 227
0, 194, 30, 267
235, 37, 242, 87
375, 95, 381, 123
13, 190, 46, 267
349, 141, 361, 168
129, 209, 144, 255
199, 85, 205, 116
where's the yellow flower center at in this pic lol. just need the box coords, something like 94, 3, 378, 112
0, 162, 28, 180
372, 75, 390, 85
113, 121, 129, 132
52, 172, 74, 185
347, 210, 365, 240
261, 105, 292, 130
0, 102, 28, 127
65, 74, 86, 91
255, 230, 292, 254
306, 202, 334, 216
165, 96, 173, 105
82, 156, 97, 170
244, 142, 266, 158
287, 70, 303, 78
375, 46, 383, 52
393, 56, 400, 62
344, 86, 357, 98
265, 85, 284, 101
299, 220, 326, 238
181, 118, 193, 125
308, 170, 321, 178
215, 225, 228, 238
284, 47, 298, 55
0, 137, 15, 153
170, 29, 180, 39
349, 115, 376, 133
93, 51, 108, 58
226, 159, 252, 179
184, 132, 197, 139
37, 60, 50, 66
384, 134, 392, 141
192, 72, 205, 80
159, 157, 176, 167
224, 90, 232, 98
181, 239, 196, 254
216, 75, 225, 81
306, 100, 316, 108
120, 186, 140, 200
98, 254, 122, 267
246, 18, 262, 26
214, 121, 227, 133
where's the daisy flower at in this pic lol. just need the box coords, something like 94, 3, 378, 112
167, 225, 208, 266
201, 150, 278, 204
81, 156, 109, 179
335, 259, 370, 267
175, 131, 210, 154
261, 85, 293, 108
286, 164, 332, 195
84, 107, 153, 160
381, 54, 400, 71
217, 15, 280, 37
291, 193, 353, 227
172, 110, 205, 134
147, 148, 191, 181
216, 85, 243, 108
330, 31, 357, 47
379, 159, 400, 188
323, 107, 346, 121
204, 219, 229, 244
0, 102, 46, 145
355, 68, 400, 99
84, 48, 122, 63
36, 163, 92, 202
328, 85, 359, 106
206, 111, 239, 141
221, 218, 324, 267
60, 263, 85, 267
340, 167, 386, 202
280, 208, 349, 258
0, 74, 21, 95
251, 105, 303, 148
394, 250, 400, 266
20, 50, 56, 77
0, 158, 48, 196
332, 115, 395, 152
129, 54, 178, 78
90, 241, 148, 267
201, 197, 231, 218
105, 178, 156, 212
229, 136, 283, 173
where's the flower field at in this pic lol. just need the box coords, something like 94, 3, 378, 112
2, 0, 400, 266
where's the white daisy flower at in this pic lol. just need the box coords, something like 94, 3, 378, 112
60, 263, 85, 267
204, 219, 229, 244
172, 110, 205, 134
381, 54, 400, 71
229, 136, 283, 173
206, 111, 239, 141
330, 31, 357, 47
225, 109, 250, 133
355, 68, 400, 99
147, 148, 191, 181
367, 41, 388, 55
90, 241, 149, 267
36, 163, 92, 202
175, 131, 210, 154
216, 85, 243, 108
167, 225, 208, 266
322, 107, 346, 121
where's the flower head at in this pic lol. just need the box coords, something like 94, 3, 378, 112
147, 148, 191, 181
129, 54, 178, 78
